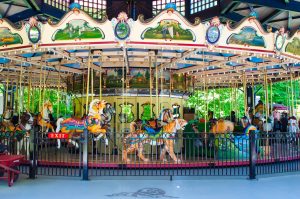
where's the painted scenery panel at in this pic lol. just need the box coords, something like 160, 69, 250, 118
227, 27, 265, 47
172, 73, 185, 90
52, 19, 104, 41
286, 37, 300, 56
141, 20, 195, 41
105, 69, 123, 88
129, 68, 150, 88
156, 70, 171, 89
0, 27, 23, 46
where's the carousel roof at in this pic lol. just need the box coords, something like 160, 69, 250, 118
0, 3, 300, 89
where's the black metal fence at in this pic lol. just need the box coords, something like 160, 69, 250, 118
1, 129, 300, 179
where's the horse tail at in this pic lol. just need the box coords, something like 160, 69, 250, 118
56, 118, 64, 133
244, 125, 257, 136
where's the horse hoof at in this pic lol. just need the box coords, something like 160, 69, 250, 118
161, 158, 168, 163
176, 159, 182, 164
143, 158, 150, 162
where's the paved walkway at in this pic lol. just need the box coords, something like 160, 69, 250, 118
1, 174, 300, 199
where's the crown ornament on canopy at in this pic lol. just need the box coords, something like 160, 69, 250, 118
69, 2, 81, 13
117, 12, 128, 22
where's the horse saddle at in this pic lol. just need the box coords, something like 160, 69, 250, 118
144, 125, 162, 136
62, 118, 85, 130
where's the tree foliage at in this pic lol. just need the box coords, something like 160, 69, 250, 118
1, 84, 73, 118
186, 87, 245, 119
186, 79, 300, 119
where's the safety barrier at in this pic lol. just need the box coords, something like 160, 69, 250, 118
1, 129, 300, 180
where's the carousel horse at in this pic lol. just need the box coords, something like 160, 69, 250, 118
94, 102, 116, 141
0, 111, 33, 158
122, 118, 187, 163
100, 103, 116, 124
212, 117, 261, 159
137, 108, 174, 135
37, 101, 55, 134
56, 99, 109, 149
232, 124, 259, 156
16, 112, 34, 158
0, 109, 13, 130
159, 108, 173, 124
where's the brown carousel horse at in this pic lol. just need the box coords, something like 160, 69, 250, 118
122, 118, 187, 163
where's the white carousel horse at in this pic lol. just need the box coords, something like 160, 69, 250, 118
37, 101, 55, 134
16, 112, 34, 159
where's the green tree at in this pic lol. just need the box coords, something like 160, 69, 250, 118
186, 87, 245, 119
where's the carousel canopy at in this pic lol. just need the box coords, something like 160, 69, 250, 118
0, 3, 300, 89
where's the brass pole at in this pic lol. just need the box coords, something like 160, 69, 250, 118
122, 48, 125, 132
81, 73, 85, 116
290, 72, 294, 116
265, 73, 269, 118
27, 71, 31, 111
85, 47, 91, 115
204, 76, 207, 133
99, 63, 102, 101
38, 67, 42, 112
155, 55, 159, 117
270, 80, 273, 111
19, 65, 23, 120
91, 68, 94, 102
57, 67, 61, 117
243, 72, 247, 115
5, 75, 9, 109
252, 78, 255, 115
149, 56, 153, 118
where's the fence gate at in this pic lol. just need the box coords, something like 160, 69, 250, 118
31, 127, 82, 177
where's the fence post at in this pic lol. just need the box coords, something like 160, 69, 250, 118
82, 129, 89, 180
249, 130, 256, 180
29, 127, 37, 179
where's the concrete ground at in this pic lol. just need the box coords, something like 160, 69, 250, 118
1, 174, 300, 199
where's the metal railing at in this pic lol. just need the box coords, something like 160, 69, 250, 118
1, 129, 300, 179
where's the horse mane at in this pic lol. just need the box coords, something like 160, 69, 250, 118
130, 121, 137, 133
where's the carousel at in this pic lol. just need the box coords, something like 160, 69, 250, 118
0, 3, 300, 177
